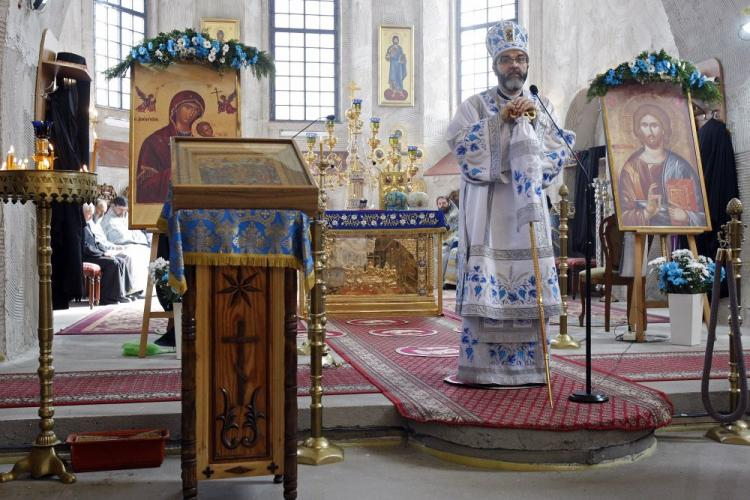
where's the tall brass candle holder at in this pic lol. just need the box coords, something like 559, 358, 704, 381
706, 199, 750, 446
0, 169, 98, 484
298, 142, 344, 466
551, 184, 580, 349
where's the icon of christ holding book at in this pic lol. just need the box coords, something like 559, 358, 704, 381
618, 103, 707, 228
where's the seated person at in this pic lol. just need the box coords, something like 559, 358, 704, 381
437, 195, 459, 288
98, 197, 151, 294
101, 196, 151, 246
82, 206, 134, 305
93, 198, 108, 223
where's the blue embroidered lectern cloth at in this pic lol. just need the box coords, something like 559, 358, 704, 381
324, 210, 447, 230
159, 198, 314, 295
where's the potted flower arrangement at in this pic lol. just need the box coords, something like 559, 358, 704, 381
649, 250, 723, 345
148, 258, 183, 358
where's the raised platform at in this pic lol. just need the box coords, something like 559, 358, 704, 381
0, 297, 746, 469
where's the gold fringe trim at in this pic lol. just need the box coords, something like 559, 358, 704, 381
169, 252, 316, 293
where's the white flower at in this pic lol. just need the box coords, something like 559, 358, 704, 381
155, 49, 164, 59
648, 257, 666, 267
208, 52, 216, 62
203, 39, 211, 49
647, 63, 656, 73
191, 36, 199, 46
222, 44, 230, 54
188, 47, 196, 55
219, 57, 225, 64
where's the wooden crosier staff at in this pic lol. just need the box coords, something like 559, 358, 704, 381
529, 222, 554, 409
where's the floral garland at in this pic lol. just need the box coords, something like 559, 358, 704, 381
587, 50, 721, 103
104, 28, 274, 80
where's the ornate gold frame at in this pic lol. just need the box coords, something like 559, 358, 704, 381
600, 83, 711, 235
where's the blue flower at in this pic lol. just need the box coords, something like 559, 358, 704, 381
603, 68, 621, 86
147, 41, 153, 51
138, 46, 147, 56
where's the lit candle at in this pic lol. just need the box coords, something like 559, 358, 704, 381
6, 146, 15, 170
21, 158, 29, 170
1, 161, 6, 170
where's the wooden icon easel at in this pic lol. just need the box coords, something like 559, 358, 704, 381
629, 232, 710, 342
138, 232, 173, 357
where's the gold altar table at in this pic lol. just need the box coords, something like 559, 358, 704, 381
323, 210, 446, 317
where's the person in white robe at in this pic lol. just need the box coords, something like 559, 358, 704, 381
446, 21, 575, 386
437, 196, 459, 287
99, 197, 152, 295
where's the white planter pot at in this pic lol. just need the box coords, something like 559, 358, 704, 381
173, 302, 183, 360
667, 293, 703, 346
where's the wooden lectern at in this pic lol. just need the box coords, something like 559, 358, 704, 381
168, 138, 318, 500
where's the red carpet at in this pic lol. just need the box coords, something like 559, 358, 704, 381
0, 364, 378, 409
0, 369, 181, 408
56, 304, 168, 335
561, 351, 750, 382
327, 316, 673, 431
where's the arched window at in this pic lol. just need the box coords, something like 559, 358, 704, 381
456, 0, 517, 102
270, 0, 339, 121
94, 0, 147, 110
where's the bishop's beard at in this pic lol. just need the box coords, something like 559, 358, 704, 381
498, 69, 528, 94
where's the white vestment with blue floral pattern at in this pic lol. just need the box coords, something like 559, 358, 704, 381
446, 86, 575, 385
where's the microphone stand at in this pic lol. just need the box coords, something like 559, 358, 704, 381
531, 87, 608, 404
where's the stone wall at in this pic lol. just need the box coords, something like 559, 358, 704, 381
0, 1, 86, 359
660, 0, 750, 312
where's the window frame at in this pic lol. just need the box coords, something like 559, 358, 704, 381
93, 0, 147, 111
455, 0, 519, 103
269, 0, 341, 122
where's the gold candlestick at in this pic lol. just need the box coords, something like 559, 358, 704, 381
298, 144, 344, 466
551, 184, 580, 349
0, 170, 98, 484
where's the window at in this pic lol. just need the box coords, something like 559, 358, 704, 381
94, 0, 146, 109
271, 0, 339, 121
457, 0, 518, 102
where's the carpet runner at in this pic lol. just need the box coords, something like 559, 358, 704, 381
326, 316, 673, 431
56, 304, 168, 336
0, 364, 378, 409
561, 351, 750, 382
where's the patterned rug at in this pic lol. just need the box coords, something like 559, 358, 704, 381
326, 315, 673, 431
560, 351, 750, 382
60, 304, 308, 336
56, 304, 169, 336
0, 364, 378, 409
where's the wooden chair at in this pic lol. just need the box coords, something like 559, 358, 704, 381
578, 215, 645, 332
82, 262, 101, 309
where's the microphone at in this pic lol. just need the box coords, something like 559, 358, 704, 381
529, 85, 589, 182
291, 115, 335, 140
